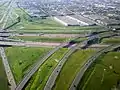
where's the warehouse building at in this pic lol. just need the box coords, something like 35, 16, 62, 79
53, 16, 80, 26
53, 15, 96, 26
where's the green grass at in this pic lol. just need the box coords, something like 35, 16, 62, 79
53, 49, 96, 90
25, 48, 68, 90
102, 38, 120, 44
5, 47, 51, 83
11, 36, 69, 42
78, 52, 120, 90
9, 8, 102, 31
0, 58, 9, 90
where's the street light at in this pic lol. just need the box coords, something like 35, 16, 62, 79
101, 68, 106, 84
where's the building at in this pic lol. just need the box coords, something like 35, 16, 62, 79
70, 15, 96, 26
97, 18, 120, 26
53, 16, 80, 26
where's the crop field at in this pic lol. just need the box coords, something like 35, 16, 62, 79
25, 48, 68, 90
53, 49, 96, 90
5, 47, 51, 83
78, 52, 120, 90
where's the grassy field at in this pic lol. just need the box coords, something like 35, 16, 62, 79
78, 52, 120, 90
0, 58, 9, 90
9, 8, 103, 31
53, 49, 96, 90
11, 36, 69, 42
102, 38, 120, 44
25, 48, 68, 90
5, 47, 51, 83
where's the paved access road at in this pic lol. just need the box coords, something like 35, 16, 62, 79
69, 44, 120, 90
0, 47, 16, 90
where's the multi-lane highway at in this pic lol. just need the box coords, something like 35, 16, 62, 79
0, 40, 110, 48
69, 44, 120, 90
44, 41, 85, 90
15, 34, 83, 90
0, 47, 16, 90
44, 38, 106, 90
15, 34, 91, 90
15, 42, 67, 90
0, 32, 82, 38
0, 41, 62, 47
0, 0, 15, 26
0, 0, 18, 90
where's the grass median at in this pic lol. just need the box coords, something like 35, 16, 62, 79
5, 47, 51, 83
53, 49, 96, 90
78, 52, 120, 90
25, 48, 68, 90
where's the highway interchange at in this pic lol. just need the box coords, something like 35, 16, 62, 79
0, 0, 120, 90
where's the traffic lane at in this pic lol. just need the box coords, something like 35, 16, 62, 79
15, 43, 66, 90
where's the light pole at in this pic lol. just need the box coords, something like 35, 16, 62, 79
101, 68, 106, 84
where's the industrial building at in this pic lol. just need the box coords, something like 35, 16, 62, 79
53, 15, 96, 26
53, 16, 80, 26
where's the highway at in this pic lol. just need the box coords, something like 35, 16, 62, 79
44, 40, 87, 90
0, 40, 110, 48
0, 0, 18, 90
15, 35, 89, 90
18, 33, 82, 38
8, 29, 96, 34
15, 43, 67, 90
0, 33, 82, 38
69, 44, 120, 90
44, 35, 107, 90
0, 41, 62, 47
0, 47, 16, 90
0, 0, 15, 25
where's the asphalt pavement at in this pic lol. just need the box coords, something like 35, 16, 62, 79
44, 41, 85, 90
